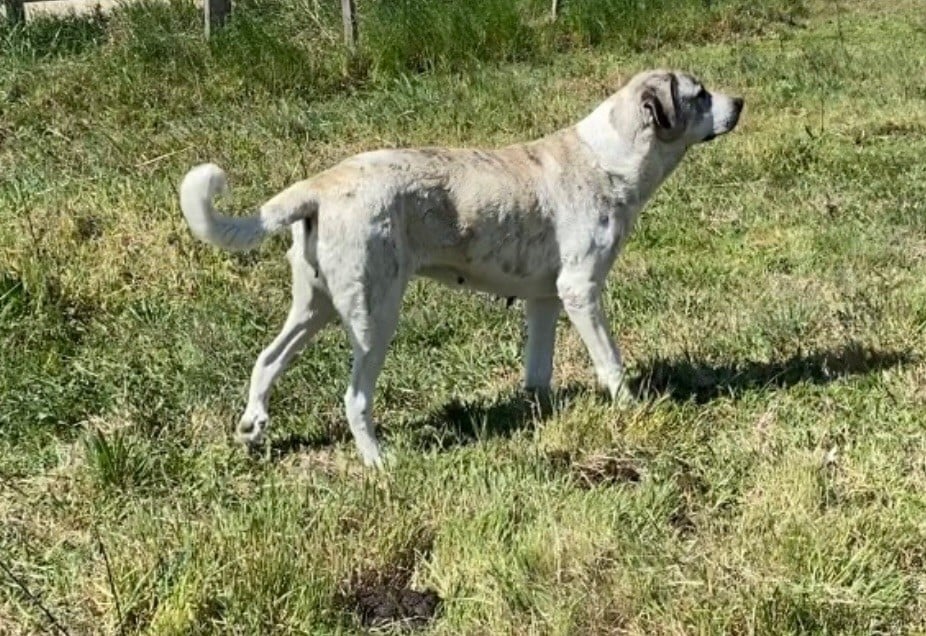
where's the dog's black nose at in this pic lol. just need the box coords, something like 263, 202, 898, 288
733, 97, 745, 112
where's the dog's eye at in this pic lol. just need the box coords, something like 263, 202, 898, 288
696, 87, 710, 102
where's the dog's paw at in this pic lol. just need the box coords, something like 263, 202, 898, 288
236, 410, 268, 447
613, 383, 638, 409
361, 449, 386, 471
357, 442, 388, 471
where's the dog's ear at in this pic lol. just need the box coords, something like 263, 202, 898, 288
642, 73, 683, 141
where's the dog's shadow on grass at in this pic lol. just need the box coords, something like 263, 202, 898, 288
267, 389, 586, 458
631, 341, 915, 404
268, 342, 915, 457
406, 342, 915, 451
401, 387, 593, 452
266, 422, 352, 460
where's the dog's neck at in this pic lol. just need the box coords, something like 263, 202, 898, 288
575, 96, 687, 204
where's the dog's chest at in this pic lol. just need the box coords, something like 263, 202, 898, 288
555, 173, 639, 268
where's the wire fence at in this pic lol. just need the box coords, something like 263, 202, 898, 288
3, 0, 566, 40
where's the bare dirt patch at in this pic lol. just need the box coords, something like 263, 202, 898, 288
548, 450, 645, 489
336, 531, 442, 631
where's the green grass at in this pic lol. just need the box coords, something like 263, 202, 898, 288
2, 0, 926, 633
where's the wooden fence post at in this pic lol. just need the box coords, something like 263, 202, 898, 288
340, 0, 357, 48
204, 0, 230, 38
4, 0, 25, 26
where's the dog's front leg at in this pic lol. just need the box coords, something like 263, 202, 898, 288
524, 297, 561, 393
556, 272, 634, 404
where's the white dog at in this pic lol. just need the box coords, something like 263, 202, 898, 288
179, 69, 743, 467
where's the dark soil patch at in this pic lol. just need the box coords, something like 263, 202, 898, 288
351, 585, 441, 631
337, 530, 442, 631
573, 453, 643, 488
547, 450, 645, 489
549, 450, 710, 533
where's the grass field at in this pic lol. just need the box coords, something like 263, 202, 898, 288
2, 0, 926, 633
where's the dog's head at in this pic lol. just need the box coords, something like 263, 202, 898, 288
578, 69, 744, 182
627, 69, 743, 146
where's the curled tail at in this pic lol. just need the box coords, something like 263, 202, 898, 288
179, 163, 318, 252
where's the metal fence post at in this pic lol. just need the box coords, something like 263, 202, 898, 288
204, 0, 230, 38
341, 0, 357, 48
5, 0, 25, 26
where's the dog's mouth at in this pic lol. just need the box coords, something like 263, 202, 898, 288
704, 96, 744, 142
722, 97, 744, 131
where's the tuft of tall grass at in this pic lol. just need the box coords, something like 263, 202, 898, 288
360, 0, 545, 76
556, 0, 705, 49
1, 0, 807, 93
554, 0, 808, 51
0, 8, 108, 59
83, 428, 153, 491
104, 0, 350, 98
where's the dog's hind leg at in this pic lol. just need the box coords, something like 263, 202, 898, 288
335, 276, 405, 469
237, 254, 335, 446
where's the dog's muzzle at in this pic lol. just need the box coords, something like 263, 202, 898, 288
706, 96, 744, 141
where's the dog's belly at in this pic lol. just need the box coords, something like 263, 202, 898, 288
417, 264, 557, 299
